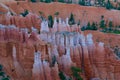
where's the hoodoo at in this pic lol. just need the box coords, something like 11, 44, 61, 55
0, 1, 120, 80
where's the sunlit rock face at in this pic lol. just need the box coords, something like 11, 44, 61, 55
0, 13, 41, 29
40, 20, 49, 32
0, 23, 119, 80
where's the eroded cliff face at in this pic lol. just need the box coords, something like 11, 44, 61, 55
0, 12, 41, 30
0, 2, 120, 80
0, 23, 120, 80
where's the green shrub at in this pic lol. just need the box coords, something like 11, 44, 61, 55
71, 66, 82, 72
39, 11, 45, 20
59, 71, 67, 80
101, 15, 104, 19
2, 77, 9, 80
0, 71, 5, 77
81, 26, 86, 31
71, 66, 83, 80
0, 65, 10, 80
20, 9, 29, 17
54, 12, 59, 16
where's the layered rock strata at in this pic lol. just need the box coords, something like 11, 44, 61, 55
0, 24, 119, 80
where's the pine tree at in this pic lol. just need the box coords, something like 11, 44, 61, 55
40, 0, 44, 2
86, 22, 91, 30
48, 15, 54, 28
58, 0, 64, 3
0, 64, 3, 71
100, 20, 106, 29
79, 0, 85, 6
31, 0, 36, 2
91, 22, 97, 30
105, 0, 113, 9
97, 0, 105, 6
45, 0, 52, 3
68, 13, 75, 25
68, 0, 72, 3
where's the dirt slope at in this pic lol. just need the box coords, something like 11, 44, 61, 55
84, 30, 120, 48
2, 2, 120, 26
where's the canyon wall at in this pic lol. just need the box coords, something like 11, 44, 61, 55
0, 23, 120, 80
0, 2, 120, 80
0, 12, 41, 29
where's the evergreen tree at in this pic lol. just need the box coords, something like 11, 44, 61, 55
81, 26, 86, 31
79, 0, 85, 6
2, 77, 9, 80
91, 22, 98, 30
20, 9, 29, 17
71, 66, 83, 80
48, 15, 54, 28
40, 0, 44, 2
59, 71, 67, 80
0, 64, 3, 71
100, 20, 106, 29
105, 0, 113, 9
31, 0, 36, 2
86, 22, 91, 30
0, 71, 5, 77
58, 0, 64, 3
117, 3, 120, 10
67, 0, 72, 3
40, 0, 53, 3
68, 13, 75, 25
45, 0, 52, 3
97, 0, 105, 6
